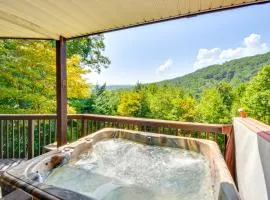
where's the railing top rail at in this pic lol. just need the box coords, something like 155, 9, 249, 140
0, 114, 57, 120
77, 114, 231, 133
0, 114, 232, 133
78, 114, 228, 126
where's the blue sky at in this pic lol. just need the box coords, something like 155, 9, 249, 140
86, 3, 270, 85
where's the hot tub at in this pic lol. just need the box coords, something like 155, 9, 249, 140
0, 128, 239, 200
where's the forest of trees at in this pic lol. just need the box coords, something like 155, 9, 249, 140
70, 65, 270, 125
0, 39, 269, 125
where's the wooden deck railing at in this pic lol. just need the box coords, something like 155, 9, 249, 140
0, 114, 57, 159
0, 114, 233, 159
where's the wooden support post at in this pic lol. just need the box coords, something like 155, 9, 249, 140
27, 120, 34, 159
56, 36, 67, 147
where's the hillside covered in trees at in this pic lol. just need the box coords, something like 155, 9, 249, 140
71, 64, 270, 125
156, 52, 270, 97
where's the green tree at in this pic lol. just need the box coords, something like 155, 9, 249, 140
0, 38, 109, 114
92, 91, 120, 115
197, 88, 230, 123
145, 85, 185, 120
231, 83, 246, 116
242, 65, 270, 124
177, 96, 197, 122
216, 82, 234, 110
67, 35, 110, 73
117, 91, 142, 117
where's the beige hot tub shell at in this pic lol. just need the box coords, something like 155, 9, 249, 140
0, 128, 239, 200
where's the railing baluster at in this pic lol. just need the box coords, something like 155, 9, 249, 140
90, 120, 93, 133
27, 120, 34, 159
71, 119, 73, 142
54, 120, 57, 143
0, 120, 3, 159
38, 120, 41, 155
43, 119, 46, 146
100, 121, 103, 129
97, 120, 100, 130
224, 134, 227, 156
87, 120, 89, 134
12, 120, 14, 158
23, 120, 26, 158
6, 120, 9, 158
198, 131, 201, 138
76, 120, 79, 139
17, 120, 20, 158
206, 132, 210, 140
49, 120, 51, 144
81, 119, 87, 137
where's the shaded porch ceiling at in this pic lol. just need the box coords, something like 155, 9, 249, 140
0, 0, 269, 40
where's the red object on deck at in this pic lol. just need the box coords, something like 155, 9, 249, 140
240, 111, 247, 118
238, 108, 247, 118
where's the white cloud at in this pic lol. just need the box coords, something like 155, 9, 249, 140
193, 33, 269, 70
156, 58, 173, 74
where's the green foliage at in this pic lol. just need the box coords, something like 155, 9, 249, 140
197, 88, 231, 124
216, 82, 234, 110
0, 38, 109, 114
70, 84, 119, 115
95, 83, 107, 96
0, 40, 57, 113
142, 84, 185, 120
66, 35, 110, 73
242, 65, 270, 124
117, 91, 142, 117
93, 91, 120, 115
178, 97, 197, 122
231, 84, 246, 116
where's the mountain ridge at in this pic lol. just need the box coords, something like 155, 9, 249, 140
107, 52, 270, 94
155, 52, 270, 95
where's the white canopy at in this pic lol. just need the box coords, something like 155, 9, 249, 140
0, 0, 269, 40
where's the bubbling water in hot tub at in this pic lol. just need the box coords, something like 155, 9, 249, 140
44, 138, 214, 200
